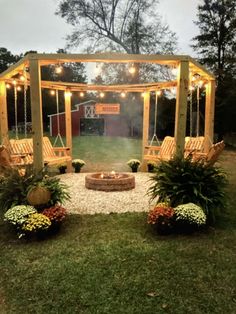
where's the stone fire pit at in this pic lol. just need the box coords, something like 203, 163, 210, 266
85, 172, 135, 191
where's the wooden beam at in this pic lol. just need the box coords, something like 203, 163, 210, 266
141, 92, 150, 171
0, 55, 29, 79
174, 61, 189, 154
29, 58, 44, 171
28, 52, 189, 65
204, 80, 216, 152
0, 81, 9, 144
64, 91, 72, 172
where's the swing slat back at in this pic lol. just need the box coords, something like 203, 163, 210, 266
192, 141, 225, 165
8, 137, 71, 166
144, 136, 175, 161
185, 136, 205, 153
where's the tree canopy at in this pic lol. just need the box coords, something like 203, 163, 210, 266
56, 0, 177, 54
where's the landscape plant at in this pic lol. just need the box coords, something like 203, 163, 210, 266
72, 159, 86, 173
127, 159, 141, 172
148, 154, 228, 223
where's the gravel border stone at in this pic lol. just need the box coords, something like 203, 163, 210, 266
59, 172, 154, 215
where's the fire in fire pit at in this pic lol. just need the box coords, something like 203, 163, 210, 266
85, 171, 135, 191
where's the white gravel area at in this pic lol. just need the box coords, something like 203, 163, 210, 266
59, 172, 154, 214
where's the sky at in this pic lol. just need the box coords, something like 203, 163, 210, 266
0, 0, 199, 56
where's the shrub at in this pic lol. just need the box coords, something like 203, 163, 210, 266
42, 205, 67, 223
4, 205, 36, 226
0, 167, 70, 211
148, 154, 228, 223
174, 203, 206, 230
22, 213, 51, 235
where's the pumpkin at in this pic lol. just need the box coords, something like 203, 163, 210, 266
27, 186, 51, 206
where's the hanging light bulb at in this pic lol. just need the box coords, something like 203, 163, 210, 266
17, 86, 21, 91
6, 83, 11, 89
128, 65, 136, 74
198, 80, 204, 87
141, 92, 145, 98
99, 92, 105, 98
171, 87, 176, 94
12, 80, 17, 85
55, 64, 63, 74
121, 92, 126, 98
189, 85, 195, 91
20, 75, 26, 81
50, 90, 56, 96
156, 90, 162, 96
79, 91, 85, 97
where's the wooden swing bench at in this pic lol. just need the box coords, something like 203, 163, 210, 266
8, 137, 71, 166
190, 140, 225, 165
144, 136, 205, 163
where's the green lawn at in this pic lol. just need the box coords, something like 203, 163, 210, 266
1, 139, 236, 313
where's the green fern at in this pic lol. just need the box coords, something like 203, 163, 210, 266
148, 154, 228, 223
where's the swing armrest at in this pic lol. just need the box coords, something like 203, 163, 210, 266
53, 147, 70, 152
145, 145, 161, 151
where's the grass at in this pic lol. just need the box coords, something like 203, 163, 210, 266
1, 139, 236, 313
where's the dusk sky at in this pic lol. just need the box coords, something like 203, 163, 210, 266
0, 0, 199, 56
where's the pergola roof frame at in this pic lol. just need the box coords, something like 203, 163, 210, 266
0, 53, 215, 172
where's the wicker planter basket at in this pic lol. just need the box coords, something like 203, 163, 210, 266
27, 186, 51, 206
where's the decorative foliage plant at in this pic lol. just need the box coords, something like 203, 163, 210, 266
4, 205, 36, 226
148, 154, 228, 223
72, 159, 86, 173
42, 205, 67, 224
0, 167, 70, 211
22, 213, 51, 234
127, 159, 141, 172
148, 202, 174, 234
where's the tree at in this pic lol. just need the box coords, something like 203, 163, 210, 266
0, 48, 20, 73
192, 0, 236, 82
192, 0, 236, 137
56, 0, 177, 55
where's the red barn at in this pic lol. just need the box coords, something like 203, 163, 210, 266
48, 100, 130, 137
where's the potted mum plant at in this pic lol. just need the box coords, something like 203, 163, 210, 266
127, 159, 141, 172
57, 163, 67, 174
147, 202, 174, 235
147, 161, 156, 173
72, 159, 86, 173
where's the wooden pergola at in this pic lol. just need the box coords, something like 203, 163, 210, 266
0, 53, 215, 172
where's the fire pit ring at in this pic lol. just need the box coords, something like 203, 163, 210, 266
85, 172, 135, 192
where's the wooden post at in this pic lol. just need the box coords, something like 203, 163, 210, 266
204, 80, 215, 152
0, 81, 9, 144
64, 91, 72, 172
141, 92, 150, 171
29, 58, 44, 171
174, 61, 189, 154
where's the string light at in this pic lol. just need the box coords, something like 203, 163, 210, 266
20, 75, 26, 81
50, 90, 56, 96
198, 80, 204, 87
79, 92, 85, 97
121, 92, 126, 98
156, 90, 162, 96
189, 86, 195, 91
128, 65, 136, 74
171, 87, 176, 94
55, 65, 63, 74
99, 92, 105, 98
6, 83, 11, 89
17, 86, 21, 91
141, 92, 145, 98
12, 80, 17, 85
